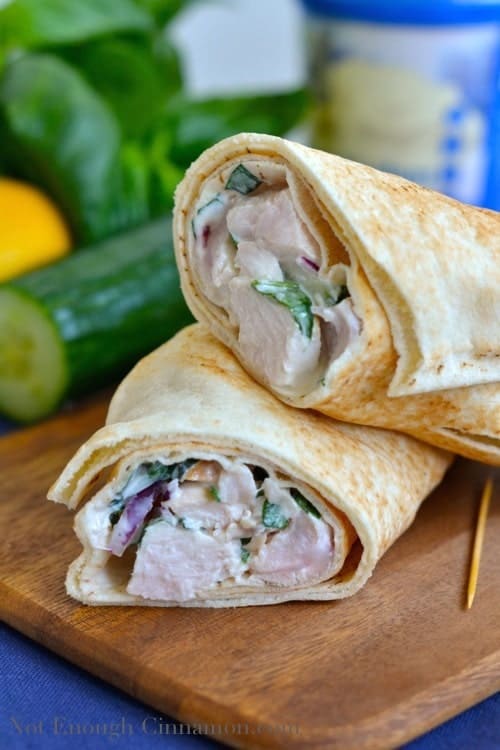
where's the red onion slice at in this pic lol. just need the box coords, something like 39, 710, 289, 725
110, 483, 169, 557
300, 256, 319, 272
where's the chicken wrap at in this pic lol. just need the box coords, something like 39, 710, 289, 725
173, 134, 500, 465
48, 325, 450, 607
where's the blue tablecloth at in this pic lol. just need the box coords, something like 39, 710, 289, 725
1, 420, 499, 749
1, 624, 499, 750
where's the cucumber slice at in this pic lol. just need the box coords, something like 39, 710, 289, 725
0, 218, 192, 423
0, 287, 68, 422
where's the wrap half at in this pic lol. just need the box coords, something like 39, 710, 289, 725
173, 134, 500, 465
48, 325, 450, 607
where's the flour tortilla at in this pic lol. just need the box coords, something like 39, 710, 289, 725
48, 325, 450, 607
173, 133, 500, 465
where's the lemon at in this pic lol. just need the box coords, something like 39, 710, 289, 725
0, 178, 71, 282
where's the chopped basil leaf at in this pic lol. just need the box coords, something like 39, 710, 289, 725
109, 495, 126, 526
225, 164, 262, 194
241, 546, 251, 564
109, 508, 123, 526
229, 233, 238, 248
170, 458, 198, 480
319, 377, 326, 387
208, 485, 221, 502
240, 537, 252, 545
262, 499, 290, 529
146, 459, 197, 483
290, 489, 321, 518
145, 461, 171, 481
252, 280, 313, 338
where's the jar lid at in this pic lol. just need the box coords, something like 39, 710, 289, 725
300, 0, 500, 24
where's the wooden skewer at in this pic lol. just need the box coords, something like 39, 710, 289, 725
467, 477, 493, 610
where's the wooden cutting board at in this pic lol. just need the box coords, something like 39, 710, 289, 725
1, 395, 499, 750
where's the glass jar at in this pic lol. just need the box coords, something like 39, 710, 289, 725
300, 0, 500, 209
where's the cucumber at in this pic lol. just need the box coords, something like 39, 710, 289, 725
0, 218, 192, 422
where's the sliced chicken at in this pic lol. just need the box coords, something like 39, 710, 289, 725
168, 482, 234, 529
128, 522, 242, 602
227, 189, 319, 267
168, 463, 257, 532
246, 480, 334, 586
81, 458, 337, 602
191, 163, 361, 395
229, 278, 323, 390
218, 462, 257, 506
249, 511, 334, 586
314, 298, 361, 362
234, 241, 283, 281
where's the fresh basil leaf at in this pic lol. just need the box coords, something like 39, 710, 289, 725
109, 510, 122, 526
0, 54, 133, 242
252, 280, 313, 338
108, 486, 130, 525
0, 0, 152, 52
290, 489, 321, 519
61, 38, 167, 139
145, 461, 172, 482
240, 546, 250, 564
153, 35, 184, 96
225, 164, 261, 195
145, 458, 196, 482
169, 458, 198, 482
164, 89, 309, 169
147, 129, 184, 214
109, 496, 126, 526
262, 499, 290, 530
135, 0, 200, 26
208, 485, 221, 502
114, 142, 150, 228
171, 459, 198, 480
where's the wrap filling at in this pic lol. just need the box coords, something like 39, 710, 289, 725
79, 457, 336, 602
190, 161, 361, 394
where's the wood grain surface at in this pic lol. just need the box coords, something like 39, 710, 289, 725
1, 395, 499, 750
